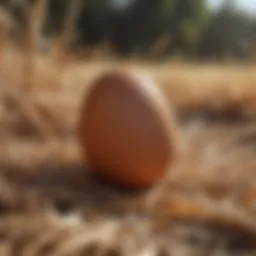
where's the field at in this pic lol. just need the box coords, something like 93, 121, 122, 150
0, 48, 256, 255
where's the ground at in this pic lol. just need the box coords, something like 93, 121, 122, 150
0, 51, 255, 255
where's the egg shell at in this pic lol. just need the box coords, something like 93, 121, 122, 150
78, 69, 178, 189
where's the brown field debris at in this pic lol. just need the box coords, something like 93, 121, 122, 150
0, 46, 255, 255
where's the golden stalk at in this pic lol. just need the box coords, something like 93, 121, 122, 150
0, 7, 13, 73
52, 0, 83, 74
22, 0, 47, 91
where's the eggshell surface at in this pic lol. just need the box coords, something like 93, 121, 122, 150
78, 69, 177, 189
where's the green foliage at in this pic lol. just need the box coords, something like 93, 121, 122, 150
76, 0, 112, 45
200, 1, 254, 59
162, 0, 175, 18
173, 0, 209, 53
42, 0, 255, 60
180, 20, 200, 48
47, 0, 69, 33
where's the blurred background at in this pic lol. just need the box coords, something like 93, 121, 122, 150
1, 0, 256, 60
0, 0, 255, 117
0, 1, 255, 255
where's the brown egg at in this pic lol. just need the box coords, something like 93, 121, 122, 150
77, 69, 178, 189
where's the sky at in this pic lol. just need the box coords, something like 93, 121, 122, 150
209, 0, 256, 13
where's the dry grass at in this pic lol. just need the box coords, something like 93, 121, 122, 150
0, 46, 256, 255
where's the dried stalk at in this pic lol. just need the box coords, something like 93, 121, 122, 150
2, 86, 55, 139
22, 0, 47, 91
52, 0, 83, 86
0, 7, 13, 71
3, 1, 58, 139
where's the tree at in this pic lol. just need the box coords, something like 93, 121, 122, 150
167, 0, 209, 56
8, 0, 254, 61
42, 0, 210, 58
111, 0, 170, 56
199, 0, 253, 60
76, 0, 113, 45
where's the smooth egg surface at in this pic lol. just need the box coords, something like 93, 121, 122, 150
78, 69, 178, 189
